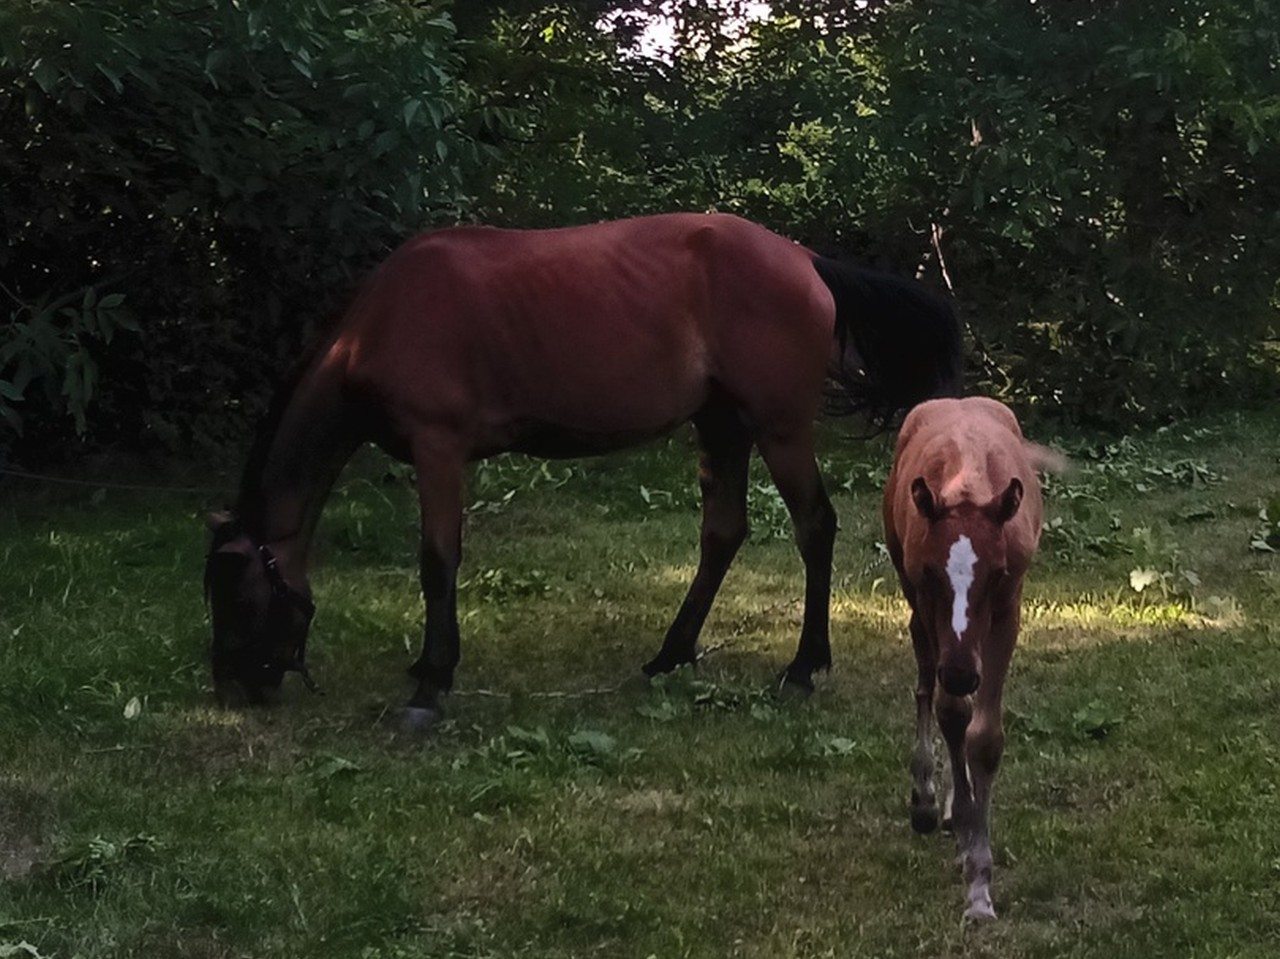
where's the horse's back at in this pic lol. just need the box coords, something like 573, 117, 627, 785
341, 214, 834, 455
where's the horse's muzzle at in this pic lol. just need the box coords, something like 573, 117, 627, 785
938, 664, 980, 697
212, 646, 286, 704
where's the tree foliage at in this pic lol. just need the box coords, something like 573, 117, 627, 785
1, 0, 477, 449
2, 0, 1277, 453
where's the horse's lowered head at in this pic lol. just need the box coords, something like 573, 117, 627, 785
204, 511, 317, 704
907, 476, 1024, 697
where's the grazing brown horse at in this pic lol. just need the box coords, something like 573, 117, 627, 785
205, 213, 962, 726
883, 396, 1051, 920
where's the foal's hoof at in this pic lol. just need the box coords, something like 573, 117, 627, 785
401, 705, 442, 733
963, 899, 997, 922
911, 806, 940, 835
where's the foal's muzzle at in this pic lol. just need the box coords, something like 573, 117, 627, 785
938, 664, 980, 697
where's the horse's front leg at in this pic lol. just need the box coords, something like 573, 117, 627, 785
757, 430, 836, 691
644, 410, 752, 676
404, 437, 465, 731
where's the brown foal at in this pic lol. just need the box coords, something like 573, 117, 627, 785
883, 396, 1050, 920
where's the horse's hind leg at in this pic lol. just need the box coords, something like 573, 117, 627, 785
404, 436, 465, 730
757, 430, 836, 691
643, 410, 752, 676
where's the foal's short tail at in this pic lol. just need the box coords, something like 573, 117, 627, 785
1023, 442, 1070, 475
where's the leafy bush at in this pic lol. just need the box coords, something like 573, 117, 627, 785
0, 0, 479, 450
3, 1, 1277, 454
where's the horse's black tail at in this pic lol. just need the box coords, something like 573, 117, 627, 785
811, 255, 963, 431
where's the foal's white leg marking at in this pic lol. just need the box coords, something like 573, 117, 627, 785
963, 776, 997, 921
911, 695, 936, 813
946, 535, 978, 640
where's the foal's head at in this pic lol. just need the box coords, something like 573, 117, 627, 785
909, 476, 1023, 697
204, 512, 315, 704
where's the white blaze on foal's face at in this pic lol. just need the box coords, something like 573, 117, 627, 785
945, 534, 978, 640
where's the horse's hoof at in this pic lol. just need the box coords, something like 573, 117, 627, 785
641, 657, 669, 678
911, 806, 940, 835
642, 649, 698, 677
401, 705, 441, 733
776, 668, 815, 698
216, 678, 280, 708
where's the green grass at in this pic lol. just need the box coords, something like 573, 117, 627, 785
2, 409, 1280, 958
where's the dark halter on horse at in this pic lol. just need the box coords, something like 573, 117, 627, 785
203, 533, 323, 695
255, 544, 322, 693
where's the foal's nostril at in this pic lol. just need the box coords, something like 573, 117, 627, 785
938, 665, 980, 697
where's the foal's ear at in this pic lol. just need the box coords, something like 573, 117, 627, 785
990, 478, 1024, 525
910, 477, 942, 523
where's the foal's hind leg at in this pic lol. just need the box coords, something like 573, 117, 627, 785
643, 411, 752, 676
404, 437, 465, 730
757, 430, 836, 692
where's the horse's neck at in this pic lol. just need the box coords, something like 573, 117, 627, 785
246, 345, 359, 577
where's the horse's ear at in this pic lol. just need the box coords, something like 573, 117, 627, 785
206, 510, 235, 532
990, 478, 1023, 525
910, 477, 941, 523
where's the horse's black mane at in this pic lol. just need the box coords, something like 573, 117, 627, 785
233, 332, 335, 538
811, 255, 964, 431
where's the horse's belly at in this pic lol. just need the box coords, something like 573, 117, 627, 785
491, 416, 692, 459
472, 315, 712, 457
476, 368, 708, 458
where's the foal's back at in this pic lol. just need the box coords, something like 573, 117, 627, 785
884, 397, 1043, 567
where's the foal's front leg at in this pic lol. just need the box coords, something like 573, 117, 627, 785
959, 605, 1016, 920
908, 610, 940, 834
935, 689, 975, 846
404, 439, 465, 730
960, 697, 1003, 920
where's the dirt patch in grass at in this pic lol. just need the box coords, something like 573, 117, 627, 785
155, 707, 304, 777
436, 847, 549, 913
0, 777, 52, 880
612, 787, 691, 816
